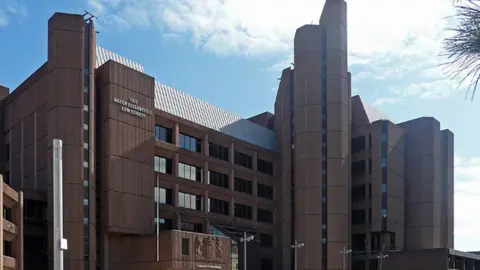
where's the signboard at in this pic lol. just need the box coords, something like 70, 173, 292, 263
113, 97, 153, 118
197, 265, 222, 269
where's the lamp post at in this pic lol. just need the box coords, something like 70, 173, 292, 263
290, 239, 305, 270
53, 139, 68, 270
239, 231, 254, 270
340, 245, 352, 270
377, 245, 388, 270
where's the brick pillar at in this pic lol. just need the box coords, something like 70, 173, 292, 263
204, 161, 209, 184
229, 143, 235, 164
174, 123, 180, 146
229, 169, 235, 191
203, 133, 209, 156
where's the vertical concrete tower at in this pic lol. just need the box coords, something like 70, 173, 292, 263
292, 0, 350, 269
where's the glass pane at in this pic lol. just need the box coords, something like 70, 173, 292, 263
190, 166, 196, 181
179, 163, 185, 178
191, 138, 196, 152
185, 194, 191, 209
160, 158, 166, 173
185, 165, 191, 179
179, 193, 185, 207
160, 188, 166, 204
154, 156, 160, 172
154, 187, 159, 203
190, 195, 196, 209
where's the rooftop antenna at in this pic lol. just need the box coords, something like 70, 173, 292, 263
82, 10, 97, 22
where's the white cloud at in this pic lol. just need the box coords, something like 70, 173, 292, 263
0, 0, 27, 27
454, 155, 480, 251
401, 79, 458, 100
373, 97, 403, 106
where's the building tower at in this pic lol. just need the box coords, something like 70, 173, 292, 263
276, 0, 350, 269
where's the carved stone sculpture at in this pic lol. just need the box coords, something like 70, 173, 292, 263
194, 235, 224, 261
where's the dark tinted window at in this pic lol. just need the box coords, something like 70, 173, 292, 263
257, 159, 273, 175
352, 185, 366, 201
352, 160, 366, 176
352, 209, 366, 225
179, 133, 202, 153
257, 208, 273, 224
209, 171, 229, 189
209, 143, 229, 162
155, 125, 173, 143
257, 184, 273, 200
261, 258, 273, 270
209, 198, 229, 215
234, 151, 252, 169
182, 238, 189, 255
352, 136, 366, 153
180, 221, 202, 233
234, 204, 252, 220
259, 233, 273, 248
234, 178, 252, 194
155, 218, 173, 230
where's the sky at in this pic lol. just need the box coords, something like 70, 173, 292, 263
0, 0, 479, 251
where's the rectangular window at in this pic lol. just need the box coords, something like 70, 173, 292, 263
352, 185, 366, 201
257, 208, 273, 224
182, 238, 189, 255
209, 143, 229, 162
368, 208, 372, 224
178, 192, 202, 211
351, 160, 366, 176
257, 184, 273, 200
351, 136, 366, 153
234, 203, 252, 220
260, 258, 273, 270
155, 218, 173, 230
179, 133, 202, 153
257, 159, 273, 175
208, 171, 229, 189
381, 183, 387, 193
352, 209, 366, 225
180, 221, 203, 233
381, 209, 387, 218
259, 233, 273, 248
154, 187, 173, 205
178, 163, 202, 182
154, 156, 173, 174
234, 178, 253, 194
368, 158, 372, 174
208, 198, 229, 216
234, 151, 252, 169
155, 125, 173, 143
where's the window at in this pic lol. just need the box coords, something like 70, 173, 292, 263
24, 199, 46, 226
155, 125, 173, 143
3, 240, 12, 257
257, 184, 273, 200
180, 221, 202, 233
234, 178, 252, 194
234, 204, 252, 220
182, 238, 189, 255
208, 171, 229, 189
154, 187, 173, 205
352, 234, 366, 252
155, 218, 173, 230
381, 209, 387, 218
259, 233, 273, 248
381, 183, 387, 193
178, 163, 202, 181
3, 207, 11, 221
234, 151, 252, 169
257, 208, 273, 224
208, 198, 229, 216
261, 258, 273, 270
178, 192, 202, 211
179, 133, 202, 153
154, 156, 172, 174
209, 143, 229, 162
352, 160, 366, 176
352, 185, 366, 201
351, 136, 366, 153
352, 209, 366, 225
257, 159, 273, 175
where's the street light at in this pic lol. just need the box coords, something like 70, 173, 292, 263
377, 245, 388, 270
291, 239, 305, 270
340, 245, 352, 270
239, 231, 254, 270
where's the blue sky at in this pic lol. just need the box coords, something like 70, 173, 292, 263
1, 0, 479, 251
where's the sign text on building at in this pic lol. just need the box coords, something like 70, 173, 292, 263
113, 97, 152, 118
196, 265, 221, 269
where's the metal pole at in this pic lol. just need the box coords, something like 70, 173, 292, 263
53, 139, 67, 270
342, 252, 345, 270
243, 231, 247, 270
294, 240, 298, 270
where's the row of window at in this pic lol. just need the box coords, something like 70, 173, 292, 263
154, 156, 274, 200
155, 125, 274, 175
352, 132, 389, 154
154, 188, 273, 223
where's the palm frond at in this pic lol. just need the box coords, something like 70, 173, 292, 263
441, 0, 480, 100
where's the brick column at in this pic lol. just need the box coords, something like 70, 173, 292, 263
253, 151, 258, 171
175, 213, 181, 230
229, 169, 235, 191
203, 190, 209, 212
174, 123, 180, 146
174, 183, 179, 207
230, 197, 235, 217
253, 176, 258, 197
204, 161, 209, 184
203, 133, 209, 156
204, 219, 210, 234
173, 153, 179, 177
229, 143, 235, 164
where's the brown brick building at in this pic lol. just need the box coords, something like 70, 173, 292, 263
0, 0, 460, 270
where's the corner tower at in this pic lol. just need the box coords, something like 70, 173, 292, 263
292, 0, 350, 269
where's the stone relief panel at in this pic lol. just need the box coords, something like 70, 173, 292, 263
195, 236, 224, 262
